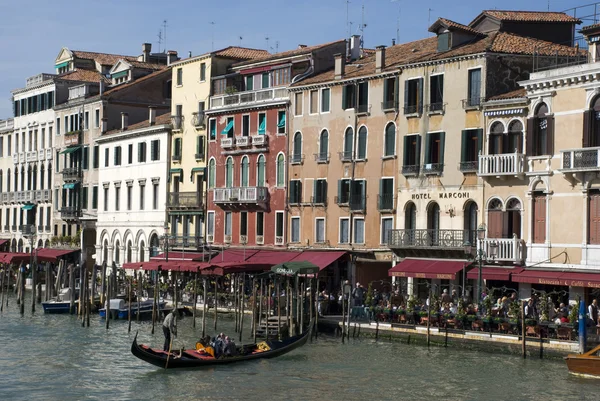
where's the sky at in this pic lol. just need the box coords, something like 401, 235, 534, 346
0, 0, 588, 119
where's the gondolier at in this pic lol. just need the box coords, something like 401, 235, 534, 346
163, 309, 177, 351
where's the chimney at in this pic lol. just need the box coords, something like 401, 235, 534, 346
334, 53, 345, 80
375, 45, 386, 73
121, 112, 129, 131
167, 50, 178, 66
99, 80, 105, 96
142, 43, 152, 63
349, 34, 361, 61
188, 51, 192, 58
149, 107, 156, 126
101, 118, 108, 134
392, 38, 396, 46
298, 44, 307, 49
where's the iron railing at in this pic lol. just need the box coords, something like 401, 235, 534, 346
561, 147, 600, 170
459, 161, 479, 173
167, 192, 203, 208
387, 229, 473, 249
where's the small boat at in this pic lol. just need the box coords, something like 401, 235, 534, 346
565, 344, 600, 378
99, 299, 167, 320
131, 324, 312, 369
42, 288, 77, 314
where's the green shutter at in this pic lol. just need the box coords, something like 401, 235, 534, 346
424, 134, 431, 164
337, 180, 342, 202
460, 130, 468, 162
341, 86, 347, 110
417, 78, 424, 114
439, 132, 446, 167
415, 135, 421, 166
83, 147, 89, 169
403, 80, 409, 112
150, 140, 155, 161
82, 187, 88, 209
476, 128, 483, 154
383, 79, 389, 104
114, 147, 118, 165
403, 136, 409, 166
394, 77, 400, 108
378, 179, 383, 209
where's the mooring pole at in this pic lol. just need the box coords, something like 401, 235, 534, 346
202, 277, 207, 338
276, 277, 281, 340
522, 300, 526, 359
128, 276, 132, 333
239, 273, 245, 342
192, 270, 198, 328
213, 276, 218, 331
252, 278, 257, 343
105, 278, 111, 329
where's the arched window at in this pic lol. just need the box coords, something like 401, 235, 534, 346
14, 168, 18, 191
127, 240, 132, 263
384, 123, 396, 156
240, 156, 249, 187
585, 97, 600, 148
318, 130, 329, 161
27, 166, 32, 191
464, 201, 478, 245
529, 102, 552, 156
505, 198, 522, 238
343, 127, 353, 159
21, 166, 25, 191
427, 202, 440, 246
6, 168, 10, 193
357, 126, 367, 159
405, 202, 416, 230
225, 157, 233, 188
139, 240, 145, 263
47, 163, 52, 189
292, 132, 302, 163
149, 234, 160, 257
257, 155, 266, 187
489, 121, 505, 155
276, 153, 285, 187
487, 198, 504, 239
40, 165, 44, 190
208, 158, 216, 189
32, 165, 37, 191
114, 240, 120, 264
103, 239, 108, 263
507, 120, 523, 154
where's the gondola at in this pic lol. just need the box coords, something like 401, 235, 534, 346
131, 322, 312, 369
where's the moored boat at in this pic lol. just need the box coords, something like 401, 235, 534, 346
565, 344, 600, 378
99, 299, 167, 319
42, 288, 77, 314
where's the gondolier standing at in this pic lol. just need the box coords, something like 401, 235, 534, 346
163, 309, 177, 351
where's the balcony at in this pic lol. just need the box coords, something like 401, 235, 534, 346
12, 153, 18, 164
482, 237, 525, 264
45, 225, 51, 233
561, 147, 600, 173
13, 153, 25, 164
422, 163, 444, 175
459, 161, 479, 173
191, 112, 205, 128
64, 132, 80, 147
426, 102, 445, 114
349, 196, 366, 212
290, 154, 304, 165
171, 115, 183, 130
37, 225, 43, 233
381, 100, 398, 111
213, 187, 269, 204
275, 236, 284, 245
60, 206, 81, 220
19, 224, 36, 236
378, 194, 395, 211
235, 136, 250, 147
210, 87, 289, 110
252, 135, 267, 147
3, 225, 8, 232
401, 164, 420, 177
172, 154, 182, 162
310, 196, 327, 206
387, 229, 471, 249
194, 153, 204, 161
221, 138, 234, 148
34, 190, 52, 203
256, 235, 264, 245
62, 167, 82, 182
167, 192, 203, 209
11, 225, 16, 232
167, 235, 204, 249
462, 97, 482, 110
334, 195, 349, 205
46, 149, 53, 160
26, 151, 38, 163
479, 153, 525, 178
314, 153, 330, 163
338, 151, 353, 162
38, 150, 45, 161
357, 103, 370, 115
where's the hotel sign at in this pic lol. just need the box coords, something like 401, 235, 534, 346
391, 271, 454, 280
411, 192, 470, 200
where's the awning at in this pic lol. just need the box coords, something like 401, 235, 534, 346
111, 70, 128, 79
467, 266, 524, 281
36, 248, 78, 260
512, 269, 600, 288
0, 250, 74, 264
63, 183, 77, 189
221, 120, 233, 135
21, 204, 35, 211
560, 272, 600, 288
0, 240, 8, 247
55, 61, 69, 69
190, 167, 205, 174
277, 113, 286, 128
169, 168, 183, 182
388, 258, 470, 280
196, 249, 260, 263
60, 146, 81, 154
245, 250, 299, 265
272, 261, 319, 276
290, 250, 346, 270
151, 251, 208, 262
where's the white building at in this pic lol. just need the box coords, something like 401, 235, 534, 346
0, 118, 15, 249
95, 110, 171, 267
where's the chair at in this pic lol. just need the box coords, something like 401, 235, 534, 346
498, 322, 511, 334
526, 325, 540, 337
556, 326, 572, 341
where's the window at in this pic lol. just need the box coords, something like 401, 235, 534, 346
384, 123, 396, 157
275, 211, 284, 240
321, 88, 331, 113
84, 111, 89, 130
115, 186, 120, 211
103, 187, 109, 211
128, 144, 133, 164
467, 69, 481, 107
404, 78, 423, 114
402, 135, 421, 175
82, 147, 89, 170
339, 218, 349, 244
208, 158, 216, 188
239, 212, 248, 239
294, 93, 303, 116
379, 178, 394, 211
150, 140, 160, 161
277, 110, 286, 134
152, 183, 159, 210
423, 132, 445, 174
318, 130, 329, 162
209, 118, 216, 140
176, 68, 183, 86
114, 146, 122, 166
357, 82, 368, 113
289, 180, 302, 204
195, 135, 204, 160
315, 218, 325, 243
313, 179, 327, 204
310, 90, 318, 114
337, 179, 350, 204
381, 217, 393, 245
225, 212, 232, 237
460, 129, 482, 172
225, 157, 233, 187
261, 73, 270, 89
353, 218, 365, 244
291, 217, 300, 243
342, 84, 356, 110
241, 156, 249, 187
242, 115, 250, 137
104, 148, 109, 167
93, 109, 100, 129
56, 118, 61, 135
273, 67, 291, 86
207, 211, 215, 237
382, 77, 399, 110
91, 186, 98, 209
350, 180, 366, 211
527, 103, 554, 156
223, 116, 234, 138
357, 126, 367, 160
533, 193, 546, 244
258, 113, 266, 135
127, 185, 132, 210
429, 75, 444, 112
245, 75, 253, 91
292, 132, 302, 164
139, 183, 145, 210
93, 146, 99, 169
342, 127, 353, 160
256, 211, 264, 237
276, 153, 285, 187
213, 78, 226, 95
0, 137, 3, 157
200, 63, 206, 81
173, 138, 182, 160
257, 155, 265, 187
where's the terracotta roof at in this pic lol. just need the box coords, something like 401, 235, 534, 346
57, 69, 110, 84
580, 23, 600, 33
487, 88, 527, 101
214, 46, 270, 60
232, 40, 346, 68
474, 10, 581, 24
430, 17, 482, 36
102, 68, 171, 97
71, 50, 138, 66
104, 113, 171, 136
293, 32, 583, 87
127, 60, 167, 70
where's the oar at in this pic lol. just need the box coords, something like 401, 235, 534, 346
165, 333, 175, 369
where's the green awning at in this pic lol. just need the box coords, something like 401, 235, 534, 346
63, 183, 76, 189
111, 70, 128, 79
271, 261, 319, 276
55, 61, 69, 69
221, 120, 233, 135
170, 168, 183, 175
60, 146, 81, 154
277, 113, 286, 128
190, 167, 205, 174
258, 118, 266, 135
21, 204, 35, 211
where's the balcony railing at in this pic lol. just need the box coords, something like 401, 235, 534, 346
290, 154, 304, 165
381, 100, 398, 111
403, 105, 419, 115
357, 104, 369, 115
45, 225, 51, 233
167, 235, 204, 249
213, 187, 269, 204
422, 163, 444, 175
172, 154, 182, 162
561, 147, 600, 172
171, 115, 183, 130
60, 206, 81, 220
310, 195, 327, 206
3, 190, 51, 204
482, 236, 525, 264
191, 112, 205, 128
252, 135, 267, 146
235, 136, 250, 147
62, 168, 82, 182
387, 229, 471, 249
195, 153, 205, 161
401, 164, 420, 176
46, 149, 53, 160
3, 225, 8, 232
426, 102, 445, 113
378, 194, 395, 211
349, 196, 366, 212
11, 225, 16, 232
335, 195, 350, 205
314, 153, 330, 163
37, 225, 44, 232
64, 132, 80, 147
210, 87, 289, 110
26, 151, 38, 163
459, 160, 479, 173
167, 192, 203, 208
338, 151, 353, 162
462, 97, 482, 109
221, 138, 234, 148
479, 153, 525, 177
20, 224, 36, 235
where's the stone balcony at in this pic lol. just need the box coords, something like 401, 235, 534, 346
62, 167, 82, 182
387, 229, 471, 250
1, 189, 52, 204
167, 192, 203, 210
482, 236, 525, 264
210, 87, 289, 110
478, 153, 525, 178
13, 148, 53, 164
560, 147, 600, 174
213, 187, 269, 204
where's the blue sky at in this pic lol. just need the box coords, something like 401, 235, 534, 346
0, 0, 585, 118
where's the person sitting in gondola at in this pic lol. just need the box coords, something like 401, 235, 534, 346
224, 336, 238, 357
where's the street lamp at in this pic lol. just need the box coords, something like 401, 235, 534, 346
163, 221, 170, 263
464, 223, 498, 307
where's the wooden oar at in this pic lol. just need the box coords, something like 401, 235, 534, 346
165, 333, 174, 369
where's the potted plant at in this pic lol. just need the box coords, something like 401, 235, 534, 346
365, 283, 373, 307
539, 296, 550, 322
407, 295, 418, 313
569, 301, 579, 325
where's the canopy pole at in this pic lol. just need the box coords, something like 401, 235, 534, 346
137, 271, 142, 323
309, 275, 313, 340
91, 264, 97, 312
234, 274, 239, 332
267, 279, 272, 335
151, 270, 157, 334
313, 276, 318, 339
252, 277, 257, 343
276, 276, 281, 340
86, 266, 90, 327
78, 262, 83, 316
259, 279, 264, 338
300, 279, 305, 334
287, 278, 292, 338
202, 277, 207, 338
192, 270, 198, 328
213, 276, 218, 331
69, 263, 75, 315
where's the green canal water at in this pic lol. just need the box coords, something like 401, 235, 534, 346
0, 293, 598, 401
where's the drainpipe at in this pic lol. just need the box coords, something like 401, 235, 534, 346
284, 100, 291, 248
348, 82, 359, 284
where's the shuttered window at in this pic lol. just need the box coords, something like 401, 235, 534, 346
487, 210, 504, 239
533, 193, 546, 244
589, 193, 600, 245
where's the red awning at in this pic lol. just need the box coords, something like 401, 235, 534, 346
245, 250, 300, 264
0, 251, 63, 264
388, 259, 469, 280
466, 266, 524, 281
512, 269, 600, 288
151, 251, 208, 261
36, 248, 78, 260
560, 272, 600, 288
290, 251, 347, 270
200, 249, 261, 263
0, 240, 8, 247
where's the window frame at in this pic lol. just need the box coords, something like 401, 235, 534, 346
290, 216, 301, 243
294, 92, 303, 117
321, 88, 331, 113
380, 216, 394, 245
339, 217, 350, 244
353, 217, 365, 244
275, 211, 284, 242
315, 217, 326, 244
383, 122, 396, 158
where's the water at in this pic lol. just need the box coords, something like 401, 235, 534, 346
0, 293, 598, 401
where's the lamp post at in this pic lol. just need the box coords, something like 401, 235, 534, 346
464, 223, 498, 307
163, 221, 170, 263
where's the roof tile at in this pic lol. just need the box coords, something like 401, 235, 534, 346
214, 46, 270, 60
57, 69, 110, 84
232, 40, 346, 68
104, 113, 171, 136
71, 50, 138, 66
487, 88, 527, 101
431, 17, 482, 36
478, 10, 581, 23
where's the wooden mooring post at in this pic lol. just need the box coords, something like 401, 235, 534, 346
127, 276, 132, 333
202, 278, 207, 338
239, 273, 245, 342
522, 300, 526, 359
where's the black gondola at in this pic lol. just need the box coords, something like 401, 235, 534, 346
131, 324, 312, 369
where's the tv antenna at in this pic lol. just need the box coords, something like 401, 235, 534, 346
162, 20, 168, 51
265, 35, 270, 51
359, 3, 367, 47
391, 0, 401, 44
210, 22, 215, 50
239, 36, 243, 46
346, 0, 351, 37
157, 30, 163, 53
428, 8, 433, 31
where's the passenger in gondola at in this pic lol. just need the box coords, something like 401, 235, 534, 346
224, 336, 238, 357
